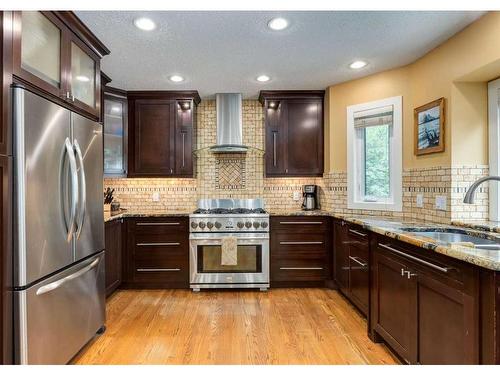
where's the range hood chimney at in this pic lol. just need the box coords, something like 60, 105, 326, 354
210, 93, 248, 153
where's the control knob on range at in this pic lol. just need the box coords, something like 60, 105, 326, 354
215, 222, 222, 229
207, 222, 214, 229
253, 222, 260, 229
198, 222, 206, 229
191, 222, 198, 229
245, 221, 252, 228
261, 222, 268, 229
237, 221, 245, 229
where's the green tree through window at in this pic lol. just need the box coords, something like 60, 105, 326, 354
364, 124, 390, 198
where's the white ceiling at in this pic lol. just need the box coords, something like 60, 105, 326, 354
76, 11, 484, 99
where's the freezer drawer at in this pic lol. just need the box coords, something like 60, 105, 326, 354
15, 252, 105, 364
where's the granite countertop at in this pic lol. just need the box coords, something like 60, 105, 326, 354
336, 215, 500, 271
451, 220, 500, 234
104, 208, 500, 271
104, 209, 191, 222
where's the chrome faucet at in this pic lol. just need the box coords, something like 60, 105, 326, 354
463, 176, 500, 204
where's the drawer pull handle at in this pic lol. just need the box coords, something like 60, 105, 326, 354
378, 243, 453, 273
136, 268, 180, 272
349, 229, 367, 237
348, 256, 368, 267
137, 242, 180, 246
279, 267, 324, 270
136, 222, 181, 226
279, 221, 323, 225
279, 241, 323, 245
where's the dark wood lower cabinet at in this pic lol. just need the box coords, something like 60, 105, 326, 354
370, 236, 479, 364
333, 220, 369, 316
371, 247, 417, 363
123, 217, 189, 288
270, 216, 331, 287
105, 219, 123, 297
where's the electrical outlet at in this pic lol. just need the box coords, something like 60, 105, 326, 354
152, 192, 160, 202
293, 191, 301, 201
435, 195, 447, 211
416, 194, 424, 208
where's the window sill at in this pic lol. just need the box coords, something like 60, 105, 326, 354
347, 201, 402, 212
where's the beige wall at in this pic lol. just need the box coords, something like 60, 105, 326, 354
325, 11, 500, 172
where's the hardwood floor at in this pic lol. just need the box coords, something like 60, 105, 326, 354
73, 288, 399, 365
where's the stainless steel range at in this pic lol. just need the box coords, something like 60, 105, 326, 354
189, 199, 269, 291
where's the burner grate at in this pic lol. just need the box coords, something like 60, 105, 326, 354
192, 208, 267, 215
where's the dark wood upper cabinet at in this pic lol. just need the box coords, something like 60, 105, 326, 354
103, 85, 128, 177
11, 11, 109, 120
259, 90, 324, 177
127, 91, 200, 178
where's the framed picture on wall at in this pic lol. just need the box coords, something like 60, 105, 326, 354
414, 97, 445, 155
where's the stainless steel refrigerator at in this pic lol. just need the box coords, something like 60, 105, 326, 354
12, 86, 105, 364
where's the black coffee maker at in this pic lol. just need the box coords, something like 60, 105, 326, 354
302, 185, 320, 211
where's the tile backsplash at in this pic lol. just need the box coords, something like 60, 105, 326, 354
104, 99, 490, 222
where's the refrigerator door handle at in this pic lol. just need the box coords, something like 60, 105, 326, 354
64, 138, 79, 242
35, 257, 100, 296
74, 140, 86, 239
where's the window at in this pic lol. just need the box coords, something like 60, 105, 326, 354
347, 96, 402, 211
488, 78, 500, 221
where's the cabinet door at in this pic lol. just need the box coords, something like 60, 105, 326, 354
67, 35, 101, 118
333, 222, 349, 293
373, 249, 417, 363
174, 100, 193, 176
104, 94, 127, 176
416, 271, 478, 364
13, 11, 67, 98
348, 243, 369, 315
131, 99, 175, 176
105, 220, 122, 297
285, 99, 323, 176
265, 101, 286, 175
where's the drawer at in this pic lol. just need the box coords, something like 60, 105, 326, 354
273, 233, 327, 259
133, 217, 188, 234
376, 236, 472, 288
272, 258, 327, 281
134, 247, 188, 269
346, 224, 370, 247
135, 233, 187, 246
133, 267, 188, 284
271, 216, 329, 233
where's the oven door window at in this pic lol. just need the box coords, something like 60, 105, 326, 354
197, 245, 262, 273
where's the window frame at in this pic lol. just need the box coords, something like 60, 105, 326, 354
347, 96, 403, 211
488, 78, 500, 221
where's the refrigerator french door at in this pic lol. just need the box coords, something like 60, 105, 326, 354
13, 86, 105, 364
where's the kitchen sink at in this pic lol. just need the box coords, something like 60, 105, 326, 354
400, 228, 500, 250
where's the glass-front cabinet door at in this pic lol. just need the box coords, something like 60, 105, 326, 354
14, 11, 65, 97
103, 93, 127, 176
68, 37, 100, 117
13, 11, 104, 120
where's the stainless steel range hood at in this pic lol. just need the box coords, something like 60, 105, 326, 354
210, 93, 248, 153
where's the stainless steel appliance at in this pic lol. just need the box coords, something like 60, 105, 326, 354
302, 184, 320, 210
13, 86, 105, 364
189, 199, 269, 291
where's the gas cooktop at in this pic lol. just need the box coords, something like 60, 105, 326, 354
192, 208, 267, 215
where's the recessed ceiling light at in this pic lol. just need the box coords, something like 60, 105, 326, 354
169, 75, 184, 83
268, 17, 289, 31
134, 17, 156, 31
256, 75, 271, 82
349, 60, 368, 69
75, 75, 90, 82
